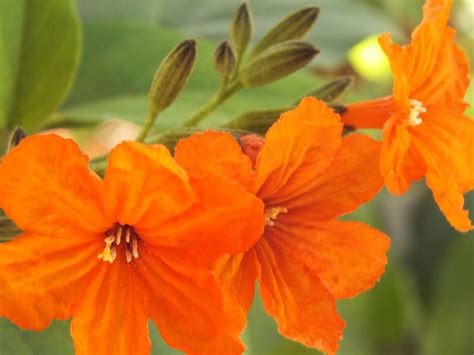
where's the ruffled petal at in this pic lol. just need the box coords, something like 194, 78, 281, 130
103, 141, 195, 229
255, 237, 344, 355
175, 130, 256, 191
422, 0, 452, 24
140, 177, 264, 267
0, 232, 102, 330
255, 97, 343, 202
136, 245, 245, 355
271, 134, 383, 220
71, 255, 151, 355
380, 115, 421, 195
378, 33, 411, 106
0, 134, 110, 235
268, 219, 390, 299
410, 27, 469, 110
410, 111, 474, 231
214, 250, 260, 316
379, 2, 468, 110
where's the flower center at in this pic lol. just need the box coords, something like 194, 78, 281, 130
265, 207, 288, 226
98, 224, 140, 264
405, 99, 426, 126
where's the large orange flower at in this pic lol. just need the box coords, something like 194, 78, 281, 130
175, 97, 391, 354
0, 135, 265, 355
342, 0, 473, 231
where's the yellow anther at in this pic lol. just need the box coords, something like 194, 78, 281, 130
132, 238, 139, 259
125, 228, 131, 243
265, 207, 288, 226
126, 249, 133, 263
98, 242, 116, 263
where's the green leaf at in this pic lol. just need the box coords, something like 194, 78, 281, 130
0, 0, 81, 131
0, 319, 73, 355
421, 236, 474, 355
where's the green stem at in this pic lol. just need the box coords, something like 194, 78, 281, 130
136, 109, 160, 142
181, 81, 242, 127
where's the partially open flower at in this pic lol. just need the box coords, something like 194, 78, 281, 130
341, 0, 473, 232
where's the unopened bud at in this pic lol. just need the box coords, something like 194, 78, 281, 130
305, 77, 353, 103
251, 7, 319, 58
240, 40, 319, 88
8, 126, 27, 151
230, 2, 253, 56
239, 134, 265, 166
148, 39, 197, 116
224, 108, 287, 134
214, 41, 236, 81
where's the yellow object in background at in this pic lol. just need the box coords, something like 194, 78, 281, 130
348, 35, 391, 82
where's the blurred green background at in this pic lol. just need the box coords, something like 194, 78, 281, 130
0, 0, 473, 354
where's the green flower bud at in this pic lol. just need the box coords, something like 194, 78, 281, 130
148, 39, 197, 117
251, 7, 320, 58
240, 40, 319, 88
230, 2, 253, 56
214, 41, 236, 81
7, 126, 27, 151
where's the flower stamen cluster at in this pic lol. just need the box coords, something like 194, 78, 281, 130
98, 224, 140, 263
405, 99, 426, 126
264, 207, 288, 226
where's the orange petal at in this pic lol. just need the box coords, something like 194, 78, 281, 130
255, 97, 343, 202
410, 27, 469, 110
214, 250, 260, 317
422, 0, 452, 24
342, 96, 398, 129
175, 130, 255, 191
272, 134, 384, 220
103, 141, 195, 228
268, 219, 390, 299
140, 177, 265, 266
71, 255, 151, 355
0, 232, 102, 330
255, 237, 344, 355
0, 134, 110, 235
410, 112, 474, 231
136, 245, 245, 355
378, 33, 411, 106
380, 115, 421, 195
379, 13, 468, 110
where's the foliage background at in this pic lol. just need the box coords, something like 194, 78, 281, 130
0, 0, 473, 354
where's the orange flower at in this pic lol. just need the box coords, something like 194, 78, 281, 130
0, 135, 265, 355
342, 0, 473, 231
175, 97, 391, 354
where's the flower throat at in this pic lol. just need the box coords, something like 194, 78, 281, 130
98, 224, 140, 263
